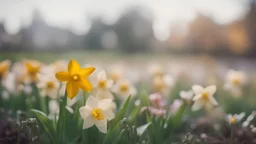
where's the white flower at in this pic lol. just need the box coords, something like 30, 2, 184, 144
180, 90, 193, 101
37, 73, 60, 99
224, 70, 246, 97
152, 75, 175, 95
226, 112, 245, 124
1, 72, 16, 94
48, 100, 60, 120
79, 96, 115, 133
108, 64, 125, 82
112, 79, 137, 99
93, 70, 114, 99
191, 85, 218, 111
50, 60, 68, 73
148, 63, 164, 77
49, 100, 59, 114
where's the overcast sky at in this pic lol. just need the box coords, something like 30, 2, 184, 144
0, 0, 248, 39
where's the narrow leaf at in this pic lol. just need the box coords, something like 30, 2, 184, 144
31, 109, 57, 144
137, 122, 152, 136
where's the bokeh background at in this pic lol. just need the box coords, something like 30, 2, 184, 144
0, 0, 256, 70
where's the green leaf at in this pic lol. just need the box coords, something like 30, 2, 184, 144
31, 109, 57, 144
137, 122, 152, 136
112, 95, 131, 126
104, 96, 131, 143
169, 103, 186, 128
56, 93, 68, 143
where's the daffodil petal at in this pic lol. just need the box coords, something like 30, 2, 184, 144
80, 67, 96, 77
191, 100, 204, 111
209, 96, 218, 106
55, 71, 69, 82
77, 78, 92, 92
95, 119, 107, 133
99, 99, 112, 110
192, 85, 204, 95
79, 105, 93, 119
192, 94, 202, 101
83, 116, 95, 129
86, 96, 98, 108
68, 60, 80, 75
103, 109, 115, 120
97, 70, 106, 80
66, 81, 79, 99
205, 85, 216, 95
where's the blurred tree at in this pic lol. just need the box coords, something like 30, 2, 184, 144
186, 14, 227, 54
85, 17, 110, 50
245, 0, 256, 57
114, 7, 155, 53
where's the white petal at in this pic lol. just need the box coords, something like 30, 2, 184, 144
95, 90, 114, 99
97, 70, 106, 81
209, 96, 218, 106
83, 116, 95, 129
163, 75, 174, 87
79, 105, 93, 119
236, 112, 245, 121
192, 94, 202, 101
104, 109, 115, 120
95, 119, 107, 133
130, 86, 137, 96
99, 99, 112, 110
191, 100, 204, 111
86, 96, 98, 108
106, 80, 113, 89
192, 85, 204, 95
179, 91, 186, 99
205, 85, 216, 95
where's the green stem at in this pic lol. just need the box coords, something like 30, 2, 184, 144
40, 96, 47, 114
231, 126, 234, 140
57, 83, 62, 101
83, 91, 87, 106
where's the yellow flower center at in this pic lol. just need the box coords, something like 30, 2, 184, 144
153, 77, 165, 91
111, 73, 120, 81
92, 108, 104, 120
120, 83, 129, 92
231, 78, 240, 86
98, 80, 106, 89
201, 92, 209, 101
26, 63, 40, 81
72, 74, 79, 81
229, 117, 236, 124
46, 81, 55, 89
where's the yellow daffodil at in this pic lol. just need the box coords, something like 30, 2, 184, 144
55, 60, 95, 99
25, 60, 41, 83
0, 60, 11, 80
